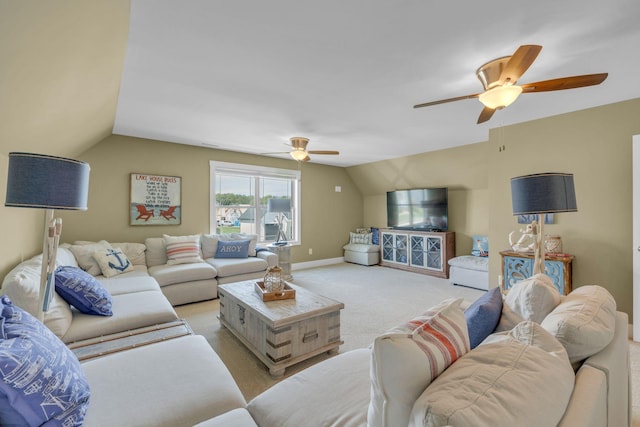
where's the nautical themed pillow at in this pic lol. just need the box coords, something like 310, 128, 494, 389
54, 266, 113, 316
92, 247, 134, 277
0, 295, 91, 426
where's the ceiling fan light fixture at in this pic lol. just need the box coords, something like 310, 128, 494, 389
478, 85, 523, 109
290, 149, 308, 161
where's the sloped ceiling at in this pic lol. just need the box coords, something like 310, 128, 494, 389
0, 1, 130, 158
2, 1, 640, 167
113, 0, 640, 166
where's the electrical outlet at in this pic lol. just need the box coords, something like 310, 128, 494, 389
308, 248, 313, 255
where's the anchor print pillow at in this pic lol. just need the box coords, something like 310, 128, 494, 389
92, 247, 135, 278
54, 266, 113, 316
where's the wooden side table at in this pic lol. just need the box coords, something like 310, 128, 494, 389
268, 244, 292, 281
499, 250, 574, 295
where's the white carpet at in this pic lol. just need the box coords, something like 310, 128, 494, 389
176, 262, 640, 425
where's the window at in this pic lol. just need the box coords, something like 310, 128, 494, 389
209, 161, 300, 245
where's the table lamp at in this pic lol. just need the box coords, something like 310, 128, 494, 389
5, 152, 90, 320
510, 172, 577, 276
267, 198, 291, 243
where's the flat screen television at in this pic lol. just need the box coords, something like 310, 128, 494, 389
386, 188, 448, 231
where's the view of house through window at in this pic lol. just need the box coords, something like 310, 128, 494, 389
209, 161, 300, 244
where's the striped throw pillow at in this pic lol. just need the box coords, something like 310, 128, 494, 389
164, 234, 203, 265
368, 298, 469, 427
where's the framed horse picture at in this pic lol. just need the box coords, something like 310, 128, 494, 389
130, 173, 181, 225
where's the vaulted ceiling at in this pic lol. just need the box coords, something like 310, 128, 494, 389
3, 1, 640, 166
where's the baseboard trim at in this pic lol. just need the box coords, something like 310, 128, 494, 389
292, 257, 344, 271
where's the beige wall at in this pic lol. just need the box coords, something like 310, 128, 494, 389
56, 135, 363, 264
347, 141, 490, 255
0, 1, 129, 280
347, 98, 640, 320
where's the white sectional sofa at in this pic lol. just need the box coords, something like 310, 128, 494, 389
77, 277, 630, 427
0, 242, 630, 427
1, 245, 179, 343
144, 233, 278, 305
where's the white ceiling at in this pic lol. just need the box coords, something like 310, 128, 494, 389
113, 0, 640, 167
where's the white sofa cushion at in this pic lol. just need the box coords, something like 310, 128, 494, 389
409, 321, 574, 427
145, 237, 168, 267
69, 240, 113, 276
72, 241, 147, 266
541, 285, 617, 365
111, 242, 147, 266
98, 274, 159, 296
342, 243, 380, 253
61, 290, 178, 343
206, 257, 268, 277
194, 408, 258, 427
148, 263, 217, 287
504, 273, 561, 323
81, 335, 247, 427
1, 255, 73, 338
248, 349, 370, 427
55, 246, 79, 268
368, 298, 469, 427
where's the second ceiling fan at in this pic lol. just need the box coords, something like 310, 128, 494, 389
270, 137, 340, 162
413, 45, 608, 124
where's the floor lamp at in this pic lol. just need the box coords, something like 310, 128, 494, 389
510, 172, 577, 276
267, 198, 291, 243
5, 152, 90, 321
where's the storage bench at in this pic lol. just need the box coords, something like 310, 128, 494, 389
448, 255, 489, 290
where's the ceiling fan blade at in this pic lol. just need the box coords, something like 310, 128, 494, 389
302, 155, 311, 162
413, 93, 481, 109
499, 45, 542, 84
307, 150, 339, 155
520, 73, 608, 93
477, 106, 496, 124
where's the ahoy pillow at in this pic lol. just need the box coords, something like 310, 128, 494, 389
215, 240, 251, 258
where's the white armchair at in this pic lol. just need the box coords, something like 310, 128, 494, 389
343, 230, 380, 266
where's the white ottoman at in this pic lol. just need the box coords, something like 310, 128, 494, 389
343, 243, 380, 266
448, 255, 489, 290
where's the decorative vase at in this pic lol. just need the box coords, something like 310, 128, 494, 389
545, 235, 562, 254
264, 266, 284, 292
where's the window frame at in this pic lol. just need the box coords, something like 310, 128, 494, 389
209, 160, 301, 245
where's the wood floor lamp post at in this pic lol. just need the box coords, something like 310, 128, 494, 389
510, 172, 577, 276
5, 152, 90, 321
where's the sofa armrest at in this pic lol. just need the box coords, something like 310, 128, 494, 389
557, 365, 607, 427
256, 251, 278, 268
582, 311, 630, 427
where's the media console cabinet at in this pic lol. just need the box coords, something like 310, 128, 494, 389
379, 229, 455, 279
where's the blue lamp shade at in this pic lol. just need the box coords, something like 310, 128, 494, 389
5, 152, 90, 210
511, 172, 577, 215
267, 198, 291, 213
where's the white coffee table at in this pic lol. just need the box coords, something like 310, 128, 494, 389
218, 280, 344, 377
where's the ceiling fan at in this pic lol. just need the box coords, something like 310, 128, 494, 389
413, 45, 608, 124
267, 137, 340, 162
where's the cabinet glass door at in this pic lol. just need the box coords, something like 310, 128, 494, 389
381, 233, 394, 262
410, 235, 424, 267
395, 234, 408, 264
425, 236, 443, 270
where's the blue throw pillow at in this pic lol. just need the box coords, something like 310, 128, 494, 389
55, 265, 113, 316
464, 286, 503, 349
0, 295, 91, 426
215, 240, 250, 258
